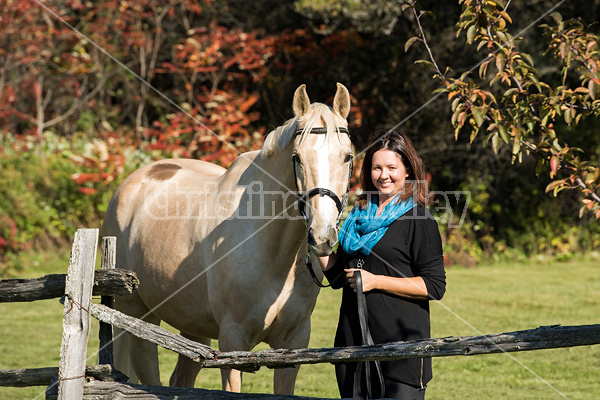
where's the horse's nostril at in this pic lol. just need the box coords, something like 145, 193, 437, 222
328, 236, 338, 248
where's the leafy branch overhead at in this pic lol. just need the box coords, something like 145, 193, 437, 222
404, 0, 600, 219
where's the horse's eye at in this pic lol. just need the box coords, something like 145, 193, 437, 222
344, 154, 353, 163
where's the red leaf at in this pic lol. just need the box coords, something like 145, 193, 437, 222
550, 156, 560, 178
78, 187, 98, 195
33, 81, 41, 99
71, 172, 100, 184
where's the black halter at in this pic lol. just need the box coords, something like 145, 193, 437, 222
292, 126, 353, 288
292, 126, 352, 225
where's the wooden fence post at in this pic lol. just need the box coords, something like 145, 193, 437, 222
98, 237, 116, 366
58, 228, 98, 400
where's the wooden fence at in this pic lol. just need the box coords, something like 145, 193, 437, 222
1, 228, 599, 399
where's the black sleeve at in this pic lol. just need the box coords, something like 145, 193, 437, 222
323, 246, 351, 289
411, 214, 446, 300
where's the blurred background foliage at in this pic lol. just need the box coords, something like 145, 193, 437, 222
1, 0, 599, 274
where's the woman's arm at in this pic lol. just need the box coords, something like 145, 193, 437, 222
344, 269, 429, 300
317, 254, 338, 271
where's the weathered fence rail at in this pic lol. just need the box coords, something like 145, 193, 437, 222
0, 268, 139, 302
90, 303, 600, 370
0, 365, 127, 387
90, 303, 217, 363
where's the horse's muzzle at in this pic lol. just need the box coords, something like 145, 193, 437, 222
307, 226, 338, 256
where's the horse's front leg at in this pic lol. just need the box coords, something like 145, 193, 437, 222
115, 293, 162, 386
270, 318, 311, 395
170, 332, 211, 387
274, 366, 301, 394
218, 322, 254, 392
221, 368, 243, 392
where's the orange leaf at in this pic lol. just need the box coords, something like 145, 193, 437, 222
550, 156, 560, 178
78, 187, 98, 195
545, 179, 564, 193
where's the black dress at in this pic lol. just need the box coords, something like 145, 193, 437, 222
324, 206, 446, 397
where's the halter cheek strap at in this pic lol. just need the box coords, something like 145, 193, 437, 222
292, 126, 352, 227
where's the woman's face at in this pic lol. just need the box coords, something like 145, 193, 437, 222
371, 149, 408, 201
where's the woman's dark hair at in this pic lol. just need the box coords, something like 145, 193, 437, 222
357, 128, 429, 208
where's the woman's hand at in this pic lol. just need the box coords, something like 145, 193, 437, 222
345, 269, 429, 299
344, 268, 379, 293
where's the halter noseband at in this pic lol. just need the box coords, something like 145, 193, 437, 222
292, 126, 353, 288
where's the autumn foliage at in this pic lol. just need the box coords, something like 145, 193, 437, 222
1, 0, 598, 264
0, 0, 367, 255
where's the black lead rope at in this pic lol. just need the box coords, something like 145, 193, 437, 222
353, 270, 385, 400
303, 251, 347, 288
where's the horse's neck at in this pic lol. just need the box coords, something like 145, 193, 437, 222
220, 148, 295, 194
222, 147, 305, 257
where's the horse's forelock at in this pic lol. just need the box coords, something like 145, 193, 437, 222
299, 103, 349, 149
260, 103, 347, 158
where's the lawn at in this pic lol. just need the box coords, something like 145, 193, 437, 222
0, 249, 598, 399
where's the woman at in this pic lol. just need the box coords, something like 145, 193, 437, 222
318, 128, 446, 400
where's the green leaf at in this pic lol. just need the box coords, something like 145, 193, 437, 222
498, 125, 509, 142
491, 132, 500, 154
470, 126, 479, 143
550, 12, 563, 23
564, 108, 573, 124
512, 139, 520, 155
472, 107, 485, 127
405, 36, 421, 52
452, 110, 459, 125
529, 74, 542, 92
451, 97, 462, 112
414, 60, 434, 68
496, 53, 505, 72
497, 31, 508, 44
467, 25, 477, 44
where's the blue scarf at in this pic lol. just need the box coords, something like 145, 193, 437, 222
338, 195, 416, 256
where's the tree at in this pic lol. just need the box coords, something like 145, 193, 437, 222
404, 0, 600, 219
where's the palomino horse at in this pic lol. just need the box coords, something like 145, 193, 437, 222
102, 83, 353, 393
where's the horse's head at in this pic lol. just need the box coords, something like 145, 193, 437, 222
290, 83, 354, 256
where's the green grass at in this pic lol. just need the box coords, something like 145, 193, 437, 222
1, 250, 599, 399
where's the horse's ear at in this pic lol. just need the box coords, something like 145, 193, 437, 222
333, 83, 350, 119
293, 84, 311, 118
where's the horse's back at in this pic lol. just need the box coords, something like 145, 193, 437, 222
104, 158, 225, 232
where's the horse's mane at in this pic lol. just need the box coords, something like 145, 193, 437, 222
260, 103, 348, 159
